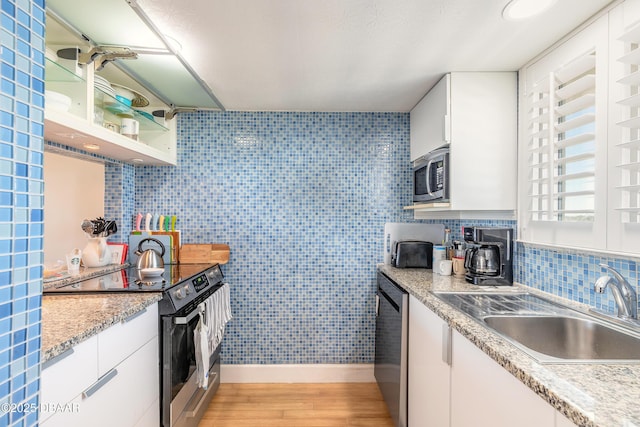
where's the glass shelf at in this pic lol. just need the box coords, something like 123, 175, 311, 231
45, 58, 84, 83
94, 87, 169, 133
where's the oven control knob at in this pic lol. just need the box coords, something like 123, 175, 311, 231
184, 285, 191, 295
174, 288, 185, 300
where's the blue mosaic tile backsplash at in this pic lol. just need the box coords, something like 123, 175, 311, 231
135, 111, 411, 363
0, 0, 45, 425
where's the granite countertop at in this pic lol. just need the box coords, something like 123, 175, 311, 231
378, 264, 640, 427
41, 293, 162, 363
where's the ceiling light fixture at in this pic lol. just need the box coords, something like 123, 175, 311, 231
131, 158, 144, 163
83, 143, 100, 151
502, 0, 557, 20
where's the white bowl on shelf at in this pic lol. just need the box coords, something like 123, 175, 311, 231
45, 90, 72, 112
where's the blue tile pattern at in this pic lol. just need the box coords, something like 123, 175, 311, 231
135, 111, 411, 363
0, 0, 44, 425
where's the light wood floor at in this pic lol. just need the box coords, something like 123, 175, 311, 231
198, 383, 395, 427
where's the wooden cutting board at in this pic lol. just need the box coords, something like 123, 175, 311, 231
180, 243, 230, 264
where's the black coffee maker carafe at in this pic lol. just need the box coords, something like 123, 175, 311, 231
463, 227, 513, 286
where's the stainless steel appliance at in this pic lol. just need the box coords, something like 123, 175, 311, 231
44, 263, 227, 427
375, 272, 408, 427
413, 145, 450, 203
463, 226, 513, 286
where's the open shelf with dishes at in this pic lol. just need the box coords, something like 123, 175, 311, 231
44, 18, 177, 166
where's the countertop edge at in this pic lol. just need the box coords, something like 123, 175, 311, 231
378, 265, 599, 427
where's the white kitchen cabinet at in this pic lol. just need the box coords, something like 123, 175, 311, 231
45, 15, 177, 166
450, 330, 555, 427
407, 298, 573, 427
408, 72, 517, 217
410, 74, 450, 161
40, 304, 159, 427
408, 295, 450, 427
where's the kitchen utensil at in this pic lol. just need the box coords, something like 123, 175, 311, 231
171, 215, 177, 231
81, 219, 94, 235
135, 213, 143, 231
144, 213, 152, 232
152, 213, 159, 230
159, 215, 165, 231
135, 237, 165, 270
180, 244, 230, 264
128, 234, 173, 264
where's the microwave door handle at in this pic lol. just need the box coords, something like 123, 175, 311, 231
425, 160, 434, 195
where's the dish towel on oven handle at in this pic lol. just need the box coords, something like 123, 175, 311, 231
193, 283, 232, 389
194, 306, 210, 389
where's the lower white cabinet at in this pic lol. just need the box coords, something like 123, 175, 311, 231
408, 295, 450, 427
40, 303, 159, 427
450, 330, 555, 427
408, 297, 574, 427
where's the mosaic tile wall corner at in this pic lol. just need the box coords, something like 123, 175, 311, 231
0, 0, 46, 425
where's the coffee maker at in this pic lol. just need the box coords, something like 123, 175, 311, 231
463, 226, 513, 286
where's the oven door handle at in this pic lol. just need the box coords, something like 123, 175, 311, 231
174, 307, 203, 325
185, 370, 219, 418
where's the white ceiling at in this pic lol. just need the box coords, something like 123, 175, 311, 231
136, 0, 614, 112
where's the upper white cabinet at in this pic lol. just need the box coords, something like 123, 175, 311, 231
409, 72, 517, 217
410, 74, 450, 161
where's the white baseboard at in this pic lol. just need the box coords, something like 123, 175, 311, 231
220, 363, 375, 383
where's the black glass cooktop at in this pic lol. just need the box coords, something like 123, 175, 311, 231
44, 263, 215, 293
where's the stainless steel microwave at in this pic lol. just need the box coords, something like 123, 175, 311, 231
413, 146, 450, 203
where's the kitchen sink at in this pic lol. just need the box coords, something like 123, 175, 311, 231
433, 292, 640, 363
484, 315, 640, 360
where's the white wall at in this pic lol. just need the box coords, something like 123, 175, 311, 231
43, 152, 105, 264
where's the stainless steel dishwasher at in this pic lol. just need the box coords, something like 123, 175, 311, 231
375, 272, 408, 427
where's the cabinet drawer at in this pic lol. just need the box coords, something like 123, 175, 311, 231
97, 303, 158, 376
40, 335, 98, 423
42, 337, 159, 427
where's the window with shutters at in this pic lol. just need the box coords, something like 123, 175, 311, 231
608, 0, 640, 254
520, 1, 640, 255
518, 15, 608, 250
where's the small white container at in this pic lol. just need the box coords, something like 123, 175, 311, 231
432, 245, 446, 274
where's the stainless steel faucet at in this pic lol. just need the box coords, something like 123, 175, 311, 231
594, 264, 638, 320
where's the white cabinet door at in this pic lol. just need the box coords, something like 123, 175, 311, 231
450, 331, 555, 427
39, 335, 98, 424
410, 74, 450, 161
408, 295, 450, 427
448, 72, 517, 211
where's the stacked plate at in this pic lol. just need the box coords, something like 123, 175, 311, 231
94, 75, 115, 99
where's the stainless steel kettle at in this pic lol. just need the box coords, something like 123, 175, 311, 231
135, 238, 165, 270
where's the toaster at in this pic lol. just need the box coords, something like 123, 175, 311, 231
391, 240, 433, 268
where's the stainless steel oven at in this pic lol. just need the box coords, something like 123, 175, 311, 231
161, 279, 223, 427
